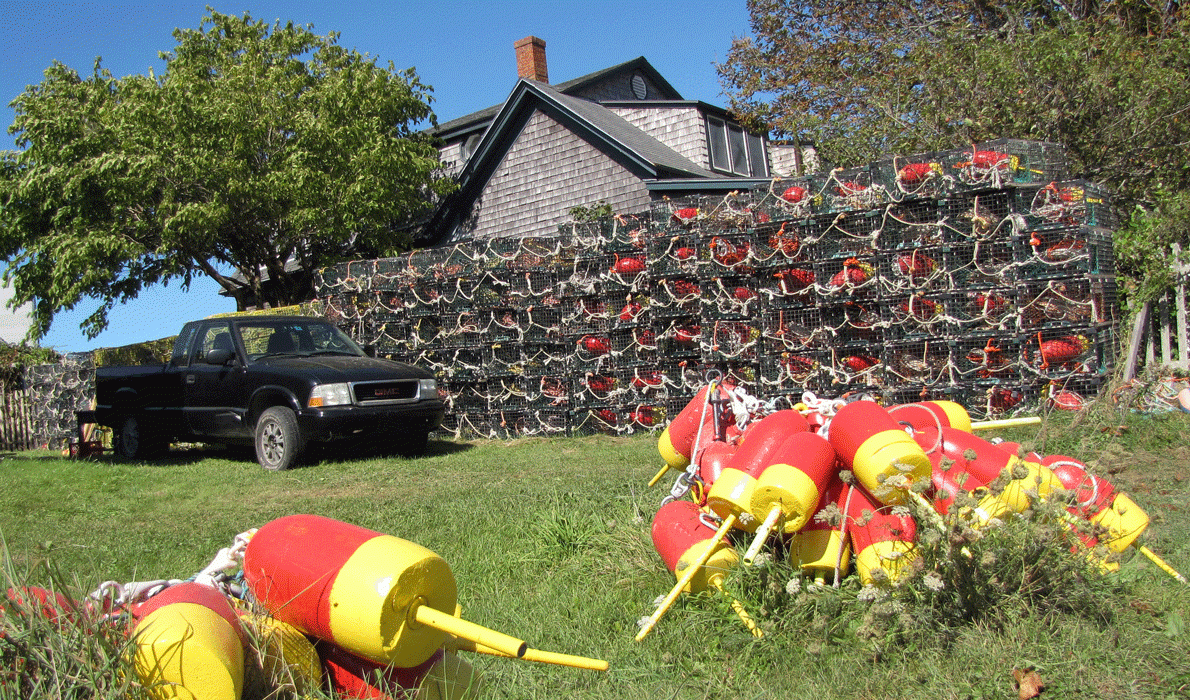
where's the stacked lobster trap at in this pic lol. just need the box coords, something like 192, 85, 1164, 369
314, 139, 1120, 438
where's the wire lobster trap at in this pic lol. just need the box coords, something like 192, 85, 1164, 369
526, 374, 571, 409
521, 306, 564, 343
820, 301, 883, 346
1015, 225, 1114, 280
944, 241, 1016, 288
610, 325, 659, 365
815, 255, 880, 299
653, 316, 702, 359
367, 320, 410, 357
760, 306, 827, 353
648, 232, 702, 276
1018, 277, 1102, 330
616, 364, 670, 401
817, 208, 882, 259
761, 265, 816, 305
651, 276, 702, 317
882, 338, 952, 386
437, 346, 487, 381
701, 233, 756, 276
961, 381, 1033, 422
754, 174, 827, 222
877, 199, 945, 250
521, 408, 571, 437
950, 334, 1023, 382
484, 342, 524, 377
758, 351, 826, 393
571, 405, 623, 435
616, 401, 668, 434
407, 316, 443, 350
505, 268, 560, 309
438, 312, 486, 347
575, 372, 621, 403
1020, 181, 1118, 229
871, 152, 953, 201
1020, 327, 1103, 378
822, 166, 889, 213
823, 346, 885, 388
520, 341, 571, 376
572, 333, 614, 367
701, 276, 761, 319
603, 251, 651, 291
701, 320, 760, 363
941, 139, 1069, 191
943, 288, 1019, 333
938, 190, 1017, 243
605, 290, 652, 328
483, 307, 524, 343
561, 295, 610, 336
877, 248, 947, 295
881, 292, 948, 340
751, 218, 816, 269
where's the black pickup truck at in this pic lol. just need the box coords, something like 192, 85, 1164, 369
91, 316, 445, 469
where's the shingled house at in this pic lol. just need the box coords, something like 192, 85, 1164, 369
418, 37, 817, 246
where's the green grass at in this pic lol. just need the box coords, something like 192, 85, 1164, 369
2, 404, 1189, 699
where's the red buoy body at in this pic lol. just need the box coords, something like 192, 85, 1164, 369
657, 382, 736, 470
651, 500, 738, 593
752, 431, 838, 534
696, 439, 738, 487
828, 400, 931, 505
789, 476, 853, 581
242, 514, 457, 668
845, 486, 918, 585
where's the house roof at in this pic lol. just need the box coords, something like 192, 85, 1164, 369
428, 56, 683, 141
418, 78, 717, 244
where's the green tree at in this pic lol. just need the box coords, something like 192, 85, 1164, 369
1, 10, 454, 340
719, 0, 1190, 298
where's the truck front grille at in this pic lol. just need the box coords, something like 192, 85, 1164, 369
352, 379, 419, 404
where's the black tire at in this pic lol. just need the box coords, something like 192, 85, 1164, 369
114, 416, 165, 460
255, 406, 305, 471
394, 429, 430, 458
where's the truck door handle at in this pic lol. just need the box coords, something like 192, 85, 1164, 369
186, 375, 195, 384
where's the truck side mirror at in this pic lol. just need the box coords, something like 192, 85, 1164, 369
205, 348, 235, 365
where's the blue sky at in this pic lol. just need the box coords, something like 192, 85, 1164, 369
2, 0, 754, 352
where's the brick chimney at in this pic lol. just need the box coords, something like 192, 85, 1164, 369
515, 36, 548, 83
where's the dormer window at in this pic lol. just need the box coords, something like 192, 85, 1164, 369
707, 116, 768, 177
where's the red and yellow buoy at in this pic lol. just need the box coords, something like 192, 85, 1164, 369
828, 400, 931, 505
129, 582, 248, 700
845, 485, 919, 585
650, 499, 762, 637
789, 476, 853, 585
242, 514, 526, 669
743, 430, 837, 564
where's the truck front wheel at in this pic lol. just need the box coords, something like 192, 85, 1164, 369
255, 406, 305, 471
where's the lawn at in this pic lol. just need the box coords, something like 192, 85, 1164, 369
1, 402, 1188, 699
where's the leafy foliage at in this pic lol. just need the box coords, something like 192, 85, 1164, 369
1, 10, 455, 340
719, 0, 1190, 299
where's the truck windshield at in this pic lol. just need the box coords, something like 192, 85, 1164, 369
238, 320, 364, 361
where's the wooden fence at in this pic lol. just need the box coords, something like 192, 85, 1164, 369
0, 384, 37, 451
1123, 243, 1190, 378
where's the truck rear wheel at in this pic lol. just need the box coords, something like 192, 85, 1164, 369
114, 416, 166, 460
255, 406, 305, 471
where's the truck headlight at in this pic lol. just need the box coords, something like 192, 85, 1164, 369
309, 382, 352, 407
418, 378, 438, 400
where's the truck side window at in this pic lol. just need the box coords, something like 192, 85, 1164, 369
194, 323, 235, 363
172, 325, 198, 367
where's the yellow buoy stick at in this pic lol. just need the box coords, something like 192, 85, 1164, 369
742, 505, 783, 566
635, 513, 738, 642
970, 417, 1041, 431
412, 602, 527, 658
1138, 546, 1188, 584
709, 581, 763, 638
451, 638, 609, 671
648, 464, 671, 488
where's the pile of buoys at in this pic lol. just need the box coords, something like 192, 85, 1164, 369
638, 384, 1186, 640
5, 514, 608, 699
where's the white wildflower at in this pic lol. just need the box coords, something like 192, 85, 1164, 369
922, 571, 945, 591
785, 578, 801, 595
